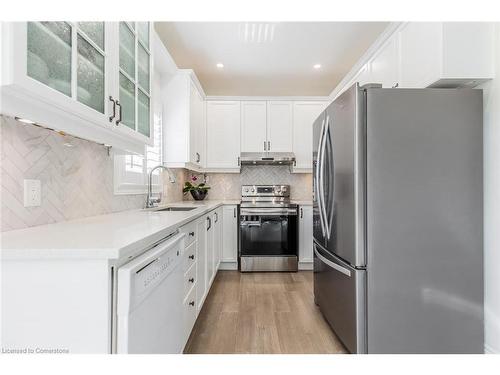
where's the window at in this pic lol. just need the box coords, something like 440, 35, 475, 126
113, 98, 163, 195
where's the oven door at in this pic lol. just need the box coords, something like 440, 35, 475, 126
239, 207, 298, 257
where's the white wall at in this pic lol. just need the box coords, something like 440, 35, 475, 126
479, 23, 500, 354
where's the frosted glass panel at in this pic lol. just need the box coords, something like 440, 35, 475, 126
138, 89, 150, 137
77, 35, 104, 113
138, 44, 150, 93
137, 22, 149, 49
119, 22, 135, 78
27, 22, 72, 96
78, 22, 104, 50
120, 73, 135, 130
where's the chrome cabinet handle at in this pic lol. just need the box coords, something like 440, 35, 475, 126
300, 207, 303, 218
196, 152, 200, 163
264, 141, 267, 151
189, 231, 195, 237
206, 216, 211, 231
188, 278, 194, 283
108, 96, 116, 122
233, 207, 236, 218
238, 156, 240, 166
189, 301, 195, 306
268, 141, 271, 150
188, 254, 195, 260
115, 100, 122, 125
214, 212, 218, 223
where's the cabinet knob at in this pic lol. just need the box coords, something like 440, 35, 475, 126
189, 278, 195, 283
189, 301, 195, 307
189, 231, 195, 236
188, 254, 195, 260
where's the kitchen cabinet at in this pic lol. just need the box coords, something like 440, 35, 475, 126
369, 37, 400, 88
1, 22, 154, 154
331, 22, 495, 102
205, 101, 241, 172
163, 70, 206, 172
266, 101, 293, 152
240, 101, 267, 152
211, 208, 223, 280
399, 22, 494, 88
1, 202, 231, 353
240, 100, 294, 154
189, 81, 206, 167
292, 101, 326, 172
195, 215, 208, 311
220, 205, 238, 270
298, 205, 313, 268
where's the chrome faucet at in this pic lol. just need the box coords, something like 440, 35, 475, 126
146, 165, 176, 208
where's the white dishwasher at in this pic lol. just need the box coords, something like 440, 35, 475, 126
116, 231, 185, 354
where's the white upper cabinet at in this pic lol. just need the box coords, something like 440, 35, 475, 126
399, 22, 495, 88
162, 70, 206, 171
240, 101, 267, 152
1, 22, 154, 154
292, 101, 326, 172
116, 22, 153, 141
369, 37, 400, 88
189, 81, 206, 167
266, 101, 293, 152
205, 101, 241, 171
331, 22, 495, 101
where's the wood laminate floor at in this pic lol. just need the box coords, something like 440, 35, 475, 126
184, 271, 348, 354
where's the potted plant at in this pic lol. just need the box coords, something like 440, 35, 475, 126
183, 175, 210, 201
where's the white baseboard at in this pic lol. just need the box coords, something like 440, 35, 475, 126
298, 262, 313, 270
218, 262, 238, 270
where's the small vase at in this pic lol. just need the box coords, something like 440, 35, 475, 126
190, 189, 208, 201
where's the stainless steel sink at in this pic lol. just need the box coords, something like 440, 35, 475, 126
155, 207, 198, 212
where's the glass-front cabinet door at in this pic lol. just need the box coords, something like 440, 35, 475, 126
117, 22, 152, 139
1, 22, 153, 154
24, 21, 110, 123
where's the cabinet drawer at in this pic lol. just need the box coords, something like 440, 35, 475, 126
184, 262, 197, 298
183, 241, 197, 272
180, 221, 197, 247
183, 284, 197, 346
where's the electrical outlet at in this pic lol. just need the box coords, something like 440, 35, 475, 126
23, 179, 41, 207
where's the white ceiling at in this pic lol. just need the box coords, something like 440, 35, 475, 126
155, 22, 388, 96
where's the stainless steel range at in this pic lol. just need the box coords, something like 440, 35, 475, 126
239, 185, 298, 272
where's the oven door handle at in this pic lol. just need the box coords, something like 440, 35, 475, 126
240, 208, 297, 216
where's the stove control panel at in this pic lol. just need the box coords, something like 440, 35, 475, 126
241, 185, 290, 197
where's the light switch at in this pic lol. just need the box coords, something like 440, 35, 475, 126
23, 179, 41, 207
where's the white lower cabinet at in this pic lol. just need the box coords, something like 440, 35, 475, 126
298, 205, 313, 269
195, 215, 208, 311
221, 205, 239, 269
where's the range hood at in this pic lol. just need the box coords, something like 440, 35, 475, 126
239, 152, 296, 166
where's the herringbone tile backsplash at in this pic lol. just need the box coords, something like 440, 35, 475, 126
186, 165, 312, 201
1, 115, 312, 232
0, 116, 149, 232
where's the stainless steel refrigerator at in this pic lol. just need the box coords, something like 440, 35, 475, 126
313, 83, 483, 354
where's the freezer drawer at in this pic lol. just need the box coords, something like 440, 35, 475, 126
313, 242, 366, 353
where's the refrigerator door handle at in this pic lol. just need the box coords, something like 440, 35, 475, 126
318, 116, 329, 237
316, 117, 328, 237
324, 116, 335, 240
314, 244, 351, 277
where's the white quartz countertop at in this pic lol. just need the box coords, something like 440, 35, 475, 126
1, 200, 239, 261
